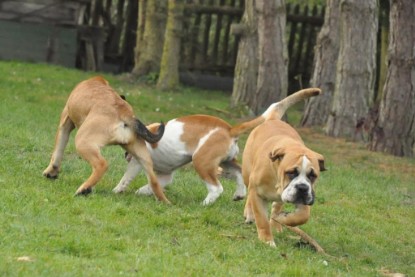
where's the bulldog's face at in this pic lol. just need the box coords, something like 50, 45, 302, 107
269, 147, 326, 205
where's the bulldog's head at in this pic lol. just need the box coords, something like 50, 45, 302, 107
269, 146, 326, 205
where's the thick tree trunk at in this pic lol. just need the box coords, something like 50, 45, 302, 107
230, 0, 258, 110
253, 0, 288, 114
157, 0, 184, 90
326, 0, 378, 139
132, 0, 167, 76
301, 0, 340, 127
368, 0, 415, 157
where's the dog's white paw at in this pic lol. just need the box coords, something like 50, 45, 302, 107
232, 192, 246, 201
112, 185, 126, 193
244, 217, 255, 224
266, 240, 276, 248
136, 185, 154, 196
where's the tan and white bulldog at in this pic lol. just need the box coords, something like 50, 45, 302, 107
113, 88, 321, 205
43, 76, 170, 204
242, 89, 325, 246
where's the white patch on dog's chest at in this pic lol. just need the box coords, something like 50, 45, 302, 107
146, 119, 190, 173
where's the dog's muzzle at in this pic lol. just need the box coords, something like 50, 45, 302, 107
294, 183, 314, 205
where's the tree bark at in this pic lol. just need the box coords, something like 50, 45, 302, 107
253, 0, 288, 114
326, 0, 378, 139
230, 0, 258, 111
301, 0, 340, 127
157, 0, 184, 90
132, 0, 167, 76
368, 0, 415, 157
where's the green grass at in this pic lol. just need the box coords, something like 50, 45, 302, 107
0, 61, 414, 276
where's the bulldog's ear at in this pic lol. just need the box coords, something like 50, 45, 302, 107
318, 159, 326, 171
316, 153, 326, 172
269, 147, 285, 162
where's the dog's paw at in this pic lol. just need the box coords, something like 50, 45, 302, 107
232, 194, 245, 201
136, 185, 154, 196
74, 187, 92, 196
43, 166, 59, 179
112, 186, 126, 194
266, 240, 276, 248
244, 217, 255, 224
43, 172, 58, 179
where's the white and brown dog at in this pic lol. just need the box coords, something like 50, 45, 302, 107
242, 89, 325, 246
43, 76, 170, 204
113, 88, 321, 205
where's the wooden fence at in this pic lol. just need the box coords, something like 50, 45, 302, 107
1, 0, 323, 91
89, 1, 324, 91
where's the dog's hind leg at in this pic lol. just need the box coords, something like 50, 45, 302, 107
74, 135, 108, 196
125, 141, 171, 204
113, 157, 142, 193
43, 107, 75, 179
193, 156, 224, 206
220, 159, 246, 201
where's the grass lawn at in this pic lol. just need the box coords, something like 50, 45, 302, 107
0, 61, 414, 276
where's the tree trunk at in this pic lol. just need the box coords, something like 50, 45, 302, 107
326, 0, 378, 139
132, 0, 167, 76
301, 0, 340, 127
230, 0, 258, 111
253, 0, 288, 114
368, 0, 415, 157
157, 0, 184, 90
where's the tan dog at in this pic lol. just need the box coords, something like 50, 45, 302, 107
242, 89, 325, 246
43, 76, 170, 203
112, 88, 321, 205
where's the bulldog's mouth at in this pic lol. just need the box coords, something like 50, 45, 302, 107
294, 191, 314, 205
282, 183, 315, 205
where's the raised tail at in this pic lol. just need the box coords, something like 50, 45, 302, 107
133, 119, 165, 143
230, 88, 322, 137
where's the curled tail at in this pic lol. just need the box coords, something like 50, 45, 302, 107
230, 88, 322, 137
133, 119, 165, 143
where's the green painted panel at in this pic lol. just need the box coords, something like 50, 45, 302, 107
0, 20, 77, 67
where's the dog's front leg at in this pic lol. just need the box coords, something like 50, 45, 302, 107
249, 187, 275, 247
113, 157, 142, 193
269, 202, 284, 232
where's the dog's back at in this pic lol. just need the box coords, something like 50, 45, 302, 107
65, 77, 133, 126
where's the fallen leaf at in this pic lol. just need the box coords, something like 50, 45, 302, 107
17, 256, 34, 262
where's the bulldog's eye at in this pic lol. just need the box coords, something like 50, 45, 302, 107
307, 170, 317, 182
286, 170, 298, 180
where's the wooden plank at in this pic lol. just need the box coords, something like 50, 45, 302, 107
201, 0, 214, 64
0, 1, 83, 25
287, 4, 300, 64
212, 0, 225, 64
221, 0, 237, 65
184, 3, 243, 16
293, 6, 309, 73
0, 20, 77, 67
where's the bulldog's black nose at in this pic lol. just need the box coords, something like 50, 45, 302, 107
296, 183, 309, 193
